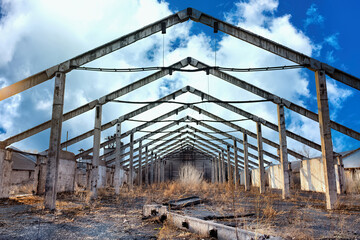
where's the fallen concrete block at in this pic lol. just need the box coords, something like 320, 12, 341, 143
165, 196, 202, 209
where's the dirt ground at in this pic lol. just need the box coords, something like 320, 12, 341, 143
0, 183, 360, 239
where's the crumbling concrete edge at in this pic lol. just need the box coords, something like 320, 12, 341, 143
143, 204, 282, 240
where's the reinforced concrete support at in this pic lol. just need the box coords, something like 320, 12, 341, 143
315, 70, 337, 210
233, 139, 239, 187
114, 122, 122, 195
160, 158, 164, 182
0, 149, 13, 199
227, 145, 232, 184
150, 152, 154, 184
90, 104, 102, 198
221, 150, 226, 183
138, 140, 142, 186
44, 72, 66, 210
243, 133, 250, 191
277, 104, 290, 199
218, 153, 222, 183
256, 123, 265, 194
214, 157, 218, 183
145, 146, 149, 185
129, 133, 134, 190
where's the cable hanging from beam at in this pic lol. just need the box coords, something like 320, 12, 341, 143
72, 64, 306, 73
125, 118, 250, 123
110, 99, 271, 104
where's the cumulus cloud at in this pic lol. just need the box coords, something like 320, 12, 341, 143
0, 0, 354, 162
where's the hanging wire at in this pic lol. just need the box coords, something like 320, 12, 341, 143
72, 64, 305, 73
124, 118, 250, 123
110, 99, 270, 104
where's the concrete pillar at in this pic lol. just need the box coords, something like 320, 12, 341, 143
233, 140, 239, 187
90, 104, 102, 198
150, 152, 154, 184
157, 155, 161, 183
221, 150, 226, 183
138, 140, 142, 186
129, 133, 134, 190
114, 122, 122, 195
227, 145, 232, 184
243, 133, 250, 191
277, 104, 290, 199
211, 158, 215, 183
0, 149, 13, 199
335, 155, 345, 194
214, 157, 218, 183
256, 122, 265, 194
161, 159, 165, 182
315, 70, 337, 210
218, 153, 222, 183
44, 72, 66, 210
145, 146, 149, 186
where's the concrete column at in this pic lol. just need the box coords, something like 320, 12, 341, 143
243, 133, 250, 191
256, 122, 265, 194
315, 70, 337, 210
114, 122, 122, 195
145, 146, 149, 186
35, 155, 47, 195
90, 104, 102, 198
44, 72, 66, 210
233, 140, 239, 187
214, 157, 218, 183
211, 158, 215, 183
161, 158, 165, 182
150, 152, 154, 184
138, 140, 142, 186
129, 133, 134, 190
157, 155, 161, 183
0, 149, 13, 199
221, 150, 226, 183
218, 153, 222, 183
227, 145, 232, 184
277, 104, 290, 199
336, 155, 345, 194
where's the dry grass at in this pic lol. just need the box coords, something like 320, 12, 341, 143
345, 171, 360, 194
178, 164, 203, 189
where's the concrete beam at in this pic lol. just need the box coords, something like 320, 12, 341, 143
315, 70, 337, 210
190, 58, 360, 141
44, 72, 66, 211
3, 60, 188, 147
0, 11, 189, 101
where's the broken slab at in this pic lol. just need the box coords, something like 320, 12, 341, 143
166, 196, 202, 210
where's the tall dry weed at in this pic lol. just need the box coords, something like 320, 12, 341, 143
178, 164, 203, 190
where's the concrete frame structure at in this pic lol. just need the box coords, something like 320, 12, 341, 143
1, 8, 359, 210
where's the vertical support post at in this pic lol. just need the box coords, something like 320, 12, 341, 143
0, 149, 13, 199
256, 122, 265, 194
277, 104, 290, 199
233, 140, 239, 187
157, 155, 161, 183
315, 70, 337, 210
114, 122, 122, 195
129, 133, 134, 190
150, 151, 154, 184
161, 158, 165, 182
221, 150, 226, 183
243, 133, 250, 191
145, 146, 149, 186
214, 157, 218, 183
44, 72, 66, 210
211, 158, 215, 183
138, 140, 142, 186
90, 104, 102, 198
218, 153, 222, 183
227, 145, 232, 184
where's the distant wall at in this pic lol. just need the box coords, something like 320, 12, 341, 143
300, 158, 344, 194
251, 168, 268, 187
344, 168, 360, 193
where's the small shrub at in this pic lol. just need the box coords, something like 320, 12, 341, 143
178, 164, 203, 189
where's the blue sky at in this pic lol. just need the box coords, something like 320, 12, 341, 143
0, 0, 359, 159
